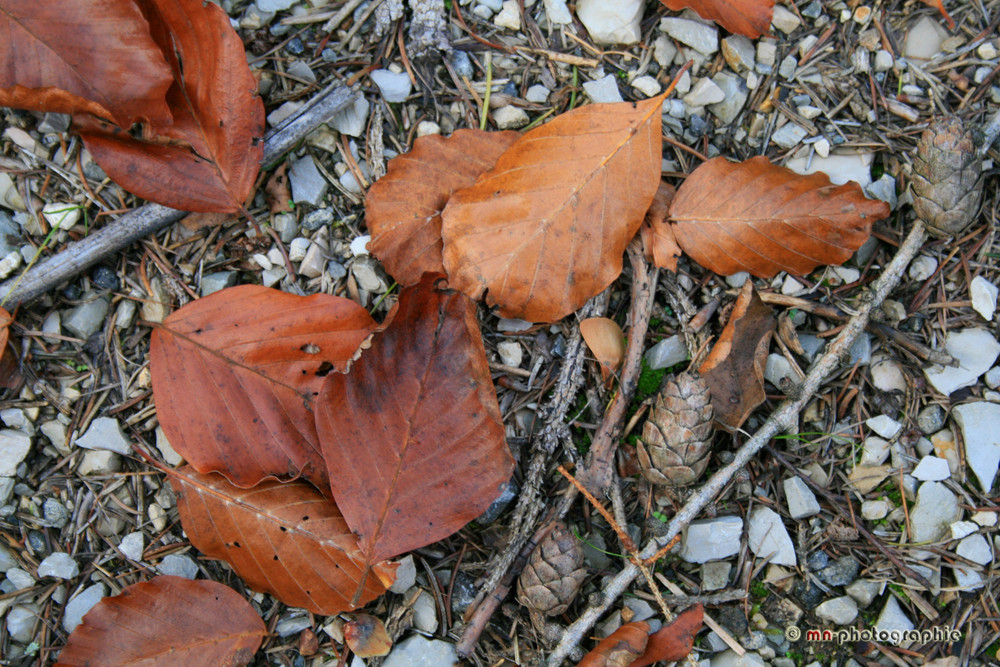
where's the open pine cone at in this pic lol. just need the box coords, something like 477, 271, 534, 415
637, 372, 714, 486
517, 521, 587, 616
912, 116, 983, 237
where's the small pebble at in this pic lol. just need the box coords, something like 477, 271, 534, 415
90, 266, 120, 291
37, 552, 79, 580
493, 105, 528, 129
119, 532, 144, 561
63, 583, 106, 633
158, 554, 198, 579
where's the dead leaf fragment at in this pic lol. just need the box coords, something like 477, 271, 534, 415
698, 282, 775, 431
344, 614, 392, 657
669, 156, 886, 278
265, 163, 294, 215
660, 0, 774, 38
639, 181, 681, 271
367, 129, 520, 286
581, 317, 626, 380
630, 604, 704, 666
316, 275, 514, 567
150, 285, 376, 492
847, 464, 892, 494
577, 621, 650, 667
442, 95, 665, 322
171, 468, 395, 615
0, 308, 20, 389
57, 575, 266, 667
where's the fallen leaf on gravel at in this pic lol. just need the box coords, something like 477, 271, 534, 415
581, 317, 626, 380
265, 163, 295, 215
669, 156, 886, 278
317, 275, 513, 569
150, 285, 375, 492
171, 468, 395, 615
639, 181, 681, 271
367, 129, 519, 286
180, 211, 232, 231
58, 575, 266, 666
344, 614, 392, 657
847, 464, 892, 494
577, 621, 649, 667
629, 604, 704, 666
0, 308, 20, 389
698, 282, 774, 431
0, 0, 174, 129
660, 0, 775, 38
442, 95, 664, 322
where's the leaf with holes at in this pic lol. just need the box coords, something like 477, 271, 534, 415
316, 275, 513, 569
150, 285, 375, 492
367, 129, 520, 286
669, 156, 886, 278
0, 0, 174, 129
171, 467, 395, 615
441, 95, 664, 322
660, 0, 774, 38
76, 0, 264, 212
57, 575, 266, 666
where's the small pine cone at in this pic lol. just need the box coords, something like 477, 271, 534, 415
912, 116, 983, 237
637, 372, 714, 486
517, 521, 587, 616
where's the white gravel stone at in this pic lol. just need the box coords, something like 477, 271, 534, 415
631, 75, 661, 98
747, 507, 796, 566
497, 341, 523, 367
389, 555, 417, 593
371, 69, 413, 102
972, 511, 998, 527
764, 353, 796, 390
861, 498, 891, 520
300, 241, 326, 279
0, 429, 30, 476
924, 328, 1000, 395
63, 583, 106, 633
289, 155, 328, 206
711, 650, 766, 667
582, 74, 623, 103
75, 417, 131, 455
644, 335, 687, 370
577, 0, 643, 44
679, 516, 743, 563
771, 5, 801, 33
119, 532, 144, 561
771, 123, 808, 148
815, 596, 858, 625
903, 16, 947, 59
971, 276, 998, 320
77, 449, 121, 475
383, 635, 458, 667
653, 35, 677, 68
7, 568, 35, 589
6, 605, 39, 643
875, 596, 913, 635
416, 120, 441, 137
780, 275, 805, 295
908, 255, 937, 281
783, 477, 820, 519
683, 77, 725, 107
701, 561, 731, 591
349, 234, 370, 257
413, 590, 439, 633
866, 415, 902, 439
870, 355, 907, 393
329, 97, 369, 137
158, 554, 199, 579
660, 17, 718, 55
42, 203, 81, 230
155, 426, 183, 466
493, 105, 528, 129
525, 84, 550, 103
543, 0, 572, 23
786, 151, 874, 187
493, 0, 521, 30
874, 49, 894, 71
861, 437, 890, 466
953, 402, 1000, 492
951, 521, 978, 540
957, 534, 992, 565
0, 544, 17, 572
288, 237, 310, 262
910, 481, 961, 543
721, 35, 755, 72
912, 456, 951, 481
845, 580, 881, 608
38, 552, 78, 580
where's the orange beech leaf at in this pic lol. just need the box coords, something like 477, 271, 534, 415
669, 156, 886, 278
76, 0, 264, 212
0, 0, 174, 129
630, 604, 704, 666
0, 308, 19, 389
367, 129, 520, 286
171, 467, 395, 615
577, 621, 650, 667
150, 285, 375, 492
580, 317, 626, 380
441, 95, 665, 322
660, 0, 774, 38
921, 0, 955, 29
698, 282, 774, 431
317, 275, 514, 568
344, 614, 392, 657
639, 181, 681, 271
57, 576, 266, 666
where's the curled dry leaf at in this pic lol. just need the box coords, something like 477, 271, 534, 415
639, 180, 681, 272
77, 0, 264, 212
576, 621, 650, 667
317, 275, 514, 567
265, 163, 295, 215
698, 282, 774, 431
57, 575, 266, 667
171, 467, 395, 615
150, 285, 376, 492
580, 317, 626, 380
344, 614, 392, 657
660, 0, 774, 38
367, 129, 520, 286
630, 604, 704, 667
442, 95, 664, 322
669, 156, 886, 278
0, 0, 174, 129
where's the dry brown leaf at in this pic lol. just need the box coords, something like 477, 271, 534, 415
344, 614, 392, 657
629, 604, 703, 666
442, 95, 665, 322
180, 211, 233, 231
57, 576, 266, 666
367, 129, 520, 286
669, 156, 886, 278
0, 0, 174, 129
698, 282, 774, 431
172, 467, 395, 615
0, 307, 20, 389
265, 163, 294, 215
660, 0, 774, 38
580, 317, 626, 380
577, 621, 650, 667
639, 180, 680, 271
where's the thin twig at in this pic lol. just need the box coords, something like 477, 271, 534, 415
547, 221, 929, 665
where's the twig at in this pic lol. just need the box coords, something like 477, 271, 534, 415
547, 221, 929, 665
0, 86, 358, 308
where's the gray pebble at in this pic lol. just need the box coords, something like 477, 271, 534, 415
63, 293, 110, 339
37, 552, 78, 580
43, 499, 70, 528
201, 271, 237, 297
817, 555, 860, 587
63, 583, 106, 633
157, 554, 199, 579
917, 405, 945, 434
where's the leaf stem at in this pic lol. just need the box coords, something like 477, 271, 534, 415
479, 52, 492, 131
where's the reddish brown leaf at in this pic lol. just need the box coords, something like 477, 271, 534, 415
577, 621, 650, 667
629, 604, 704, 666
180, 211, 233, 231
920, 0, 955, 29
698, 282, 774, 431
150, 285, 375, 491
441, 95, 664, 322
0, 0, 174, 129
367, 129, 520, 286
660, 0, 774, 38
265, 163, 294, 215
669, 156, 886, 278
639, 181, 681, 271
77, 0, 264, 212
344, 614, 392, 657
57, 575, 265, 666
171, 467, 395, 615
580, 317, 626, 380
0, 307, 19, 389
316, 275, 514, 566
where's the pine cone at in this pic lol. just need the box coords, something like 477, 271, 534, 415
517, 521, 587, 616
637, 372, 714, 486
912, 116, 983, 237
